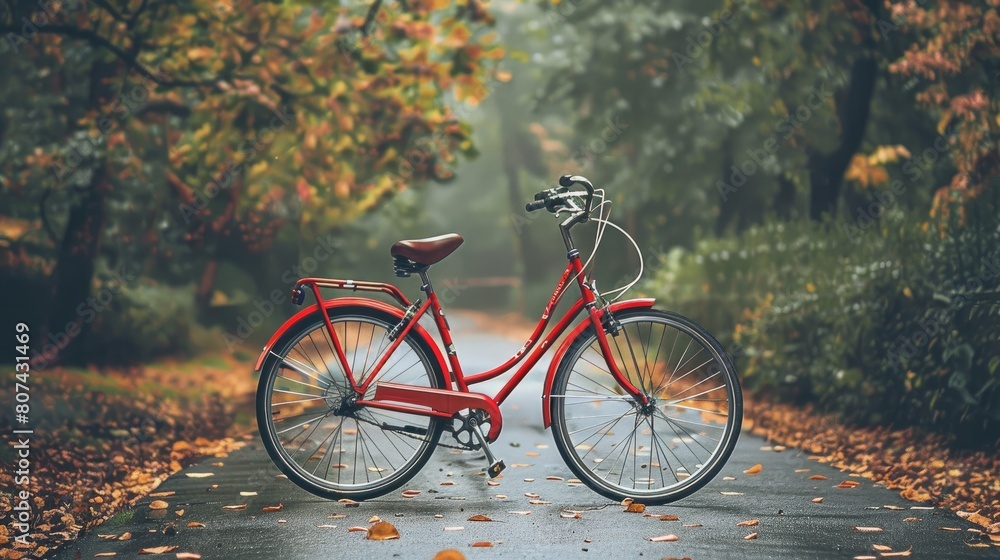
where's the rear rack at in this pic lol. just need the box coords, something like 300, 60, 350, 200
291, 277, 411, 307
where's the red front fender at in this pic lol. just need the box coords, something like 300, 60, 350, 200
253, 297, 449, 387
541, 298, 656, 427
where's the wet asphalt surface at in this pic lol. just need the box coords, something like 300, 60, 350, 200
53, 317, 996, 559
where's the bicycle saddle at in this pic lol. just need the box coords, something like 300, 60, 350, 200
390, 233, 464, 266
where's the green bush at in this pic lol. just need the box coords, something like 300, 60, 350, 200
646, 207, 1000, 447
85, 278, 202, 365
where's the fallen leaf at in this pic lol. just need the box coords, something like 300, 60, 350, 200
525, 492, 540, 498
883, 505, 904, 510
837, 480, 861, 489
328, 514, 347, 519
621, 498, 634, 506
649, 534, 679, 542
508, 511, 531, 515
723, 476, 737, 481
903, 517, 919, 522
795, 469, 810, 473
262, 504, 283, 512
744, 464, 763, 475
368, 516, 381, 524
240, 492, 257, 497
186, 522, 205, 528
812, 497, 824, 503
560, 510, 582, 519
139, 546, 179, 554
737, 519, 760, 527
467, 515, 493, 522
176, 554, 202, 560
366, 521, 400, 540
149, 500, 169, 510
486, 480, 500, 487
956, 511, 993, 526
720, 492, 744, 496
222, 504, 247, 510
118, 532, 131, 541
348, 526, 368, 532
494, 494, 508, 499
149, 491, 175, 498
174, 509, 184, 517
316, 524, 337, 528
808, 475, 829, 481
854, 557, 878, 560
184, 473, 214, 478
682, 523, 703, 528
939, 527, 961, 531
472, 542, 493, 547
401, 490, 420, 498
880, 549, 912, 557
432, 550, 466, 560
523, 478, 534, 482
872, 544, 893, 552
528, 500, 551, 505
546, 476, 563, 481
744, 532, 759, 540
444, 526, 465, 531
625, 503, 646, 513
95, 554, 116, 558
440, 481, 456, 486
853, 526, 884, 533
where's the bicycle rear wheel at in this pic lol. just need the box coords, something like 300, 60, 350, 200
256, 305, 445, 501
550, 309, 742, 504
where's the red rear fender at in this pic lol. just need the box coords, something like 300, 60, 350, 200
253, 297, 449, 388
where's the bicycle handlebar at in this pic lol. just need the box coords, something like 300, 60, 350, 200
526, 175, 596, 222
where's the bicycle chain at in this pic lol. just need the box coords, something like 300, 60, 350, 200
350, 410, 479, 452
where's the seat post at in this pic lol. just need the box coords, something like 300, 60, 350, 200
418, 269, 434, 295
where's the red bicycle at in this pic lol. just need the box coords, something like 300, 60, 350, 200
255, 175, 742, 504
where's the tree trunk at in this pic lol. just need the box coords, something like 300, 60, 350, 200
43, 164, 110, 365
773, 175, 797, 220
808, 54, 878, 220
195, 258, 219, 316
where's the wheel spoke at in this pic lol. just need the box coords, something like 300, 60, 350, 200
552, 312, 740, 502
260, 313, 442, 496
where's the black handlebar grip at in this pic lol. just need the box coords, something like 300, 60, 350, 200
525, 199, 547, 212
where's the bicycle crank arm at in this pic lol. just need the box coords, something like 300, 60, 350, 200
470, 422, 506, 479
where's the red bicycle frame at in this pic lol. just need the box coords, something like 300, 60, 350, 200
257, 247, 652, 442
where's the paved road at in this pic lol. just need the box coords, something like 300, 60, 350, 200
54, 317, 994, 559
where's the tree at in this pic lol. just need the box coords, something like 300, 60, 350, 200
0, 0, 501, 364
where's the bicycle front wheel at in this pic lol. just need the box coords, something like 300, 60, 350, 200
256, 305, 445, 501
550, 309, 742, 504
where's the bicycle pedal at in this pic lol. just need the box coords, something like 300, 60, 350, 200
487, 459, 506, 478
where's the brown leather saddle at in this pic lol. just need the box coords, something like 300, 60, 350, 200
390, 233, 464, 266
